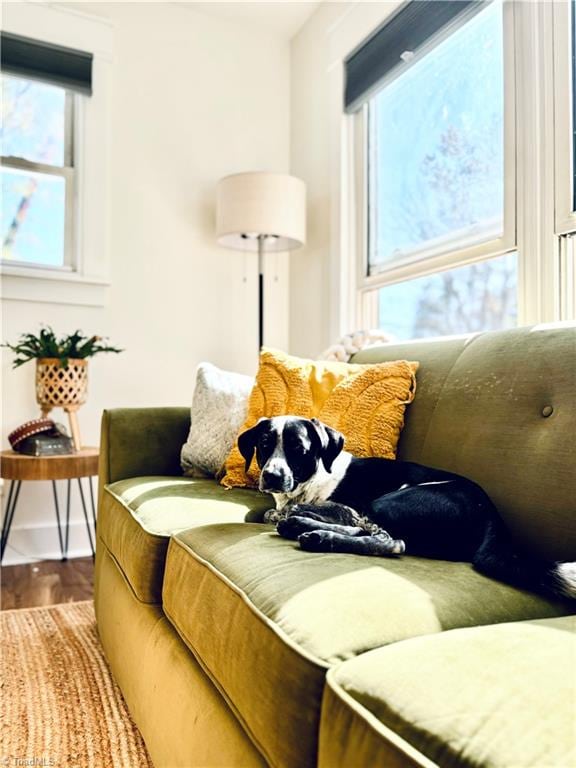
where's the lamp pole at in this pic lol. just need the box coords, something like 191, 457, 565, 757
258, 234, 265, 349
243, 233, 267, 349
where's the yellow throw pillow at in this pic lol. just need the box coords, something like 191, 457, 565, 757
221, 348, 418, 489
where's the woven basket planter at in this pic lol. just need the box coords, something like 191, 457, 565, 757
35, 358, 88, 413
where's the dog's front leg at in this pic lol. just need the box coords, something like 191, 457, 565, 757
298, 529, 405, 557
284, 502, 388, 539
264, 500, 360, 526
277, 516, 369, 541
283, 501, 377, 528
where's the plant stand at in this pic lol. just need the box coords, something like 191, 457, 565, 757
36, 358, 88, 451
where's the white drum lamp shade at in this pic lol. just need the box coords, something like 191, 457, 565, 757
216, 172, 306, 251
216, 171, 306, 350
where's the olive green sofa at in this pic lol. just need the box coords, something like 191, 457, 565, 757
95, 324, 576, 768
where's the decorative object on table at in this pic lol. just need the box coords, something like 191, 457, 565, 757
8, 418, 54, 448
36, 357, 88, 413
0, 448, 99, 562
8, 419, 74, 456
3, 327, 122, 451
216, 172, 306, 350
221, 347, 418, 489
181, 362, 254, 478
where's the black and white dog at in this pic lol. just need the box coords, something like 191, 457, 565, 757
238, 416, 576, 601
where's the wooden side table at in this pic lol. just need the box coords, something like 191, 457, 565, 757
0, 448, 99, 563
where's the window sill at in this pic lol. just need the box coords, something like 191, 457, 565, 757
1, 267, 109, 307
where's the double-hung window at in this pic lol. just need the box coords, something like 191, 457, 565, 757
1, 33, 92, 272
1, 4, 112, 307
2, 74, 76, 269
345, 0, 575, 339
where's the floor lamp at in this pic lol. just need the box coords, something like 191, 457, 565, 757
216, 172, 306, 349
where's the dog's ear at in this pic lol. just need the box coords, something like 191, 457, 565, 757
237, 419, 267, 472
311, 418, 344, 473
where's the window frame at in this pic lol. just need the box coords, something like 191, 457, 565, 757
559, 234, 576, 320
553, 0, 576, 235
1, 75, 77, 271
353, 0, 518, 330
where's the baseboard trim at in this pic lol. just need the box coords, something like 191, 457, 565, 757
2, 520, 95, 565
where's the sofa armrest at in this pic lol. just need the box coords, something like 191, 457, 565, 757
98, 407, 190, 492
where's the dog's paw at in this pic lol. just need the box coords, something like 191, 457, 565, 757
356, 515, 386, 536
373, 533, 405, 555
298, 530, 332, 552
277, 516, 306, 540
263, 508, 287, 525
391, 538, 406, 555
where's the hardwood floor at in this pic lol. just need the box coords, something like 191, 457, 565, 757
1, 556, 94, 610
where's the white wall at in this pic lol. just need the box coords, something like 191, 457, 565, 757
289, 1, 400, 358
1, 1, 290, 564
289, 1, 344, 359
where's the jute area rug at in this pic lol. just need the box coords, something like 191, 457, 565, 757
1, 600, 153, 768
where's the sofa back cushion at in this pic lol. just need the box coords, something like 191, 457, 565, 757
352, 324, 576, 561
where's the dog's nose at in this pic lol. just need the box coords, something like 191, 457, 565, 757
261, 468, 287, 491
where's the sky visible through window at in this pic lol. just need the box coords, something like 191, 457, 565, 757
1, 76, 67, 266
368, 1, 516, 339
377, 252, 517, 339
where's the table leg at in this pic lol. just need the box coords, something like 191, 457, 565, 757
63, 480, 71, 560
1, 480, 22, 562
1, 481, 16, 548
51, 481, 66, 561
88, 476, 97, 531
77, 479, 95, 559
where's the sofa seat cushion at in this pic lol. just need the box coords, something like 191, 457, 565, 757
320, 616, 576, 768
162, 523, 572, 768
99, 477, 271, 603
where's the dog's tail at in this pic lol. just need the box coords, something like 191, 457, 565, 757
473, 517, 576, 600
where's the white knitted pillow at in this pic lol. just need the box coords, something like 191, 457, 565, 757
181, 363, 254, 477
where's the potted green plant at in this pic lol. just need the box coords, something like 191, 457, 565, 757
3, 327, 122, 449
